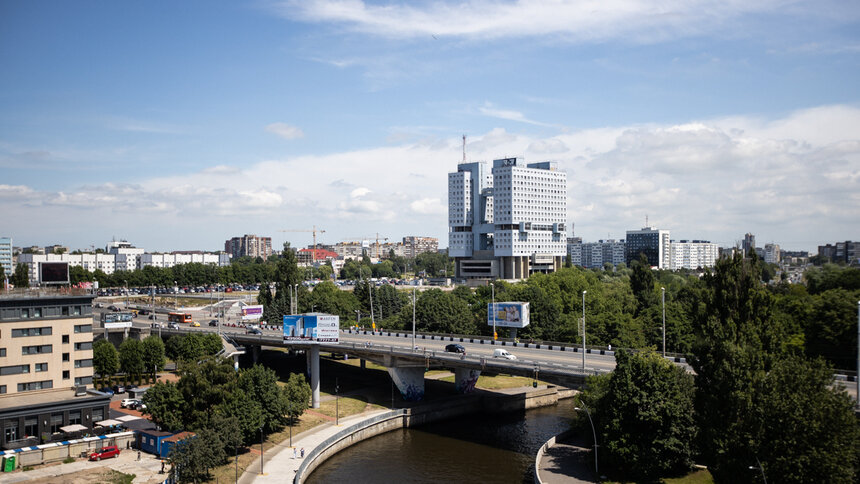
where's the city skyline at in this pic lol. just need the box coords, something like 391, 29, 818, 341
2, 1, 859, 253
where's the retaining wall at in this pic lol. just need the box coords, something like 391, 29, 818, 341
0, 431, 135, 469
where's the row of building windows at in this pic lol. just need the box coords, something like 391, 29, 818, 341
22, 345, 52, 355
12, 327, 53, 337
3, 407, 104, 443
17, 379, 53, 392
0, 305, 86, 320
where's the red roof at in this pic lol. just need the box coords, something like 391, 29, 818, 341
163, 431, 196, 443
298, 248, 338, 260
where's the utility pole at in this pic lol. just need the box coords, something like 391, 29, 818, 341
662, 287, 666, 357
582, 290, 587, 371
412, 287, 416, 350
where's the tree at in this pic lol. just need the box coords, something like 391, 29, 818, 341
142, 381, 184, 431
93, 338, 119, 377
118, 338, 145, 376
283, 372, 312, 424
583, 350, 696, 480
406, 288, 475, 334
168, 428, 226, 483
629, 253, 655, 314
415, 251, 449, 277
12, 263, 29, 288
141, 335, 166, 377
754, 355, 860, 483
238, 365, 290, 433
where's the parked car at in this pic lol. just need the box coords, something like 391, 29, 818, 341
98, 387, 114, 396
120, 398, 139, 408
126, 384, 138, 392
445, 344, 466, 354
135, 402, 147, 411
113, 384, 125, 394
493, 348, 517, 360
89, 445, 120, 461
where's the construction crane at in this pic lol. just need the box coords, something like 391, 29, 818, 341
279, 226, 326, 262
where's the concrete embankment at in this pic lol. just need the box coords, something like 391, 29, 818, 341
293, 385, 576, 483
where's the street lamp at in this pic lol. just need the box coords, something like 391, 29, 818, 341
293, 284, 298, 314
335, 378, 339, 426
749, 457, 767, 484
582, 290, 587, 372
355, 309, 361, 329
491, 282, 497, 341
412, 287, 416, 351
662, 287, 666, 357
856, 301, 859, 410
574, 405, 599, 476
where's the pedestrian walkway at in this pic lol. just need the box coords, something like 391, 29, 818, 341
238, 408, 390, 484
537, 431, 597, 484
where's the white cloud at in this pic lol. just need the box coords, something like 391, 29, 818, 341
265, 122, 305, 140
276, 0, 797, 43
478, 102, 554, 127
4, 104, 859, 251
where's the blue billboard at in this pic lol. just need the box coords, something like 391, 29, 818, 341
283, 313, 340, 343
487, 302, 530, 328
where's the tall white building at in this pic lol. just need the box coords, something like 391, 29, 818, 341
107, 240, 145, 271
764, 243, 781, 264
18, 253, 117, 284
669, 240, 719, 270
140, 252, 229, 269
449, 157, 567, 279
0, 236, 12, 277
626, 227, 671, 269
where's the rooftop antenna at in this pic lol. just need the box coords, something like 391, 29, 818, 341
462, 134, 466, 163
645, 214, 649, 227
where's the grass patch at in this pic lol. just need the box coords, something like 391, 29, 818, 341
437, 373, 546, 390
102, 469, 136, 484
424, 370, 450, 376
62, 456, 76, 464
663, 469, 714, 484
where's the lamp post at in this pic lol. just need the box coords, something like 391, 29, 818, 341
259, 419, 264, 475
574, 405, 599, 476
662, 287, 666, 357
491, 282, 497, 341
293, 284, 298, 314
174, 281, 177, 309
749, 457, 768, 484
582, 290, 587, 372
412, 287, 416, 351
288, 401, 293, 447
856, 301, 859, 410
335, 378, 339, 426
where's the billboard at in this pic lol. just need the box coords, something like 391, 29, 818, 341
283, 314, 339, 343
101, 313, 134, 324
241, 305, 264, 321
40, 262, 69, 284
487, 302, 530, 328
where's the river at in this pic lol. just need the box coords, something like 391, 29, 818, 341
307, 398, 576, 484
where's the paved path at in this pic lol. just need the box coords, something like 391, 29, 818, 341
537, 431, 598, 484
239, 409, 390, 484
0, 450, 166, 484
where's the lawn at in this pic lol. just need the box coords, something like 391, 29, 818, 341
438, 373, 547, 390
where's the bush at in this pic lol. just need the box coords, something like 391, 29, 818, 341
63, 456, 75, 464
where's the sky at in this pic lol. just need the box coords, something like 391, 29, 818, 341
1, 0, 859, 254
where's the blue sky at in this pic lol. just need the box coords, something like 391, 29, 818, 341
1, 0, 858, 253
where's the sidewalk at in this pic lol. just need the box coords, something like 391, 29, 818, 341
537, 431, 598, 484
0, 450, 166, 484
238, 408, 390, 484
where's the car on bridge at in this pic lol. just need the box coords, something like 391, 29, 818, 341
168, 322, 179, 329
445, 343, 466, 354
247, 327, 263, 335
208, 320, 218, 327
493, 348, 517, 360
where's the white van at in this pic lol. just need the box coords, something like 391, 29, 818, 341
493, 348, 517, 360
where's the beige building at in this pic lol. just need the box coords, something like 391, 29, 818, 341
0, 291, 109, 450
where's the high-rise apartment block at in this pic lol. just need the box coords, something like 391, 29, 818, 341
764, 243, 781, 264
742, 233, 756, 255
449, 157, 567, 279
568, 239, 626, 269
669, 240, 719, 270
626, 227, 671, 268
402, 236, 439, 258
225, 234, 272, 260
817, 241, 859, 265
106, 240, 145, 271
0, 237, 12, 277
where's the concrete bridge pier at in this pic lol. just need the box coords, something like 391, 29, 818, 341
306, 345, 321, 408
387, 366, 426, 401
454, 368, 481, 393
251, 345, 260, 364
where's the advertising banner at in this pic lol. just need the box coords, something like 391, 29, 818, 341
104, 322, 132, 329
241, 305, 264, 321
283, 314, 339, 343
487, 302, 530, 328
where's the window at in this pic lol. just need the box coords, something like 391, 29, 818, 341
51, 413, 63, 433
72, 306, 81, 316
63, 370, 70, 379
20, 308, 30, 319
74, 342, 92, 351
62, 335, 69, 344
62, 306, 69, 316
12, 327, 52, 337
92, 408, 104, 422
0, 385, 5, 394
74, 325, 92, 333
74, 359, 92, 368
5, 422, 18, 443
24, 417, 38, 438
74, 376, 93, 385
68, 410, 81, 425
35, 363, 47, 372
22, 345, 52, 355
0, 348, 5, 357
17, 380, 52, 392
62, 352, 70, 362
0, 364, 29, 375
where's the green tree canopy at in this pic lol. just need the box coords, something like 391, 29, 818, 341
93, 338, 119, 377
142, 381, 184, 432
118, 338, 144, 376
141, 335, 166, 377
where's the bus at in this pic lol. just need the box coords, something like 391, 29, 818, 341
168, 312, 193, 324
